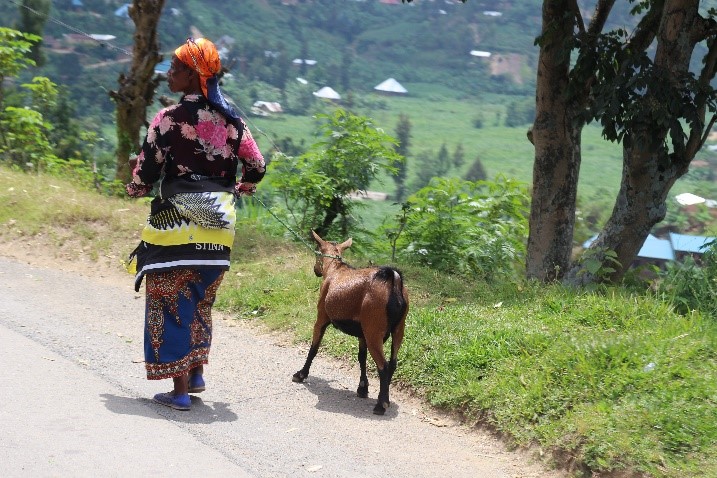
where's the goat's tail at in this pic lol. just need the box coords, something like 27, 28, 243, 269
376, 266, 408, 330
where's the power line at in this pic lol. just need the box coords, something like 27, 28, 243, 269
7, 0, 133, 57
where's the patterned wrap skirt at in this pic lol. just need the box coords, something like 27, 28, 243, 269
144, 268, 225, 380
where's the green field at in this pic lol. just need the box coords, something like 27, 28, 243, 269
244, 85, 625, 203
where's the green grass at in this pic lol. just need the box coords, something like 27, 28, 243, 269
220, 245, 717, 477
0, 167, 147, 263
2, 164, 717, 477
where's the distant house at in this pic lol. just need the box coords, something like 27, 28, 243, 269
348, 190, 389, 201
669, 232, 714, 262
292, 58, 317, 66
313, 86, 341, 101
115, 4, 130, 18
635, 235, 676, 266
674, 191, 717, 220
582, 232, 715, 269
675, 192, 707, 206
470, 50, 491, 58
374, 78, 407, 95
89, 34, 116, 42
582, 234, 673, 270
251, 101, 283, 116
154, 59, 171, 75
62, 33, 115, 45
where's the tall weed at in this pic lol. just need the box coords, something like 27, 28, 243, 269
656, 241, 717, 318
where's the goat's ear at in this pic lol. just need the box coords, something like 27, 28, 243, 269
311, 230, 323, 245
338, 238, 352, 252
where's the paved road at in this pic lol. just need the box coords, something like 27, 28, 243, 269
0, 257, 566, 478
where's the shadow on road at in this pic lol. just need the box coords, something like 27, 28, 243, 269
295, 376, 401, 420
100, 393, 239, 423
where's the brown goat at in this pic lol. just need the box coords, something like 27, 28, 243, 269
292, 230, 409, 415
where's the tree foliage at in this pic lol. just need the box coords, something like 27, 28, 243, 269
0, 27, 38, 110
267, 109, 403, 238
393, 113, 411, 201
0, 28, 55, 169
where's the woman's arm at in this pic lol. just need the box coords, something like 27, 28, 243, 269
125, 110, 170, 198
234, 124, 266, 197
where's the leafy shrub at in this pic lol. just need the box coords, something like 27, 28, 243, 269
395, 176, 529, 280
266, 109, 402, 238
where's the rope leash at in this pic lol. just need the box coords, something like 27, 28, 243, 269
249, 196, 342, 261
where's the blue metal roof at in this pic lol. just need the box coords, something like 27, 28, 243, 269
582, 234, 675, 261
638, 234, 675, 261
669, 232, 715, 253
115, 4, 130, 18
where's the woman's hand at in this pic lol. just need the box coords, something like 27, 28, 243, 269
235, 182, 257, 197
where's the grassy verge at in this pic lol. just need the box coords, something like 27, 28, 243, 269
0, 167, 147, 264
221, 244, 717, 478
1, 165, 715, 478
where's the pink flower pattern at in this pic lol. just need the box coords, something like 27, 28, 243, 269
195, 120, 229, 157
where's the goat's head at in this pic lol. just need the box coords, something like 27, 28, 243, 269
311, 230, 352, 277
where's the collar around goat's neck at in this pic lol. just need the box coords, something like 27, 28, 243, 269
318, 251, 343, 262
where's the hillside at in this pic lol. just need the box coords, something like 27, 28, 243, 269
1, 0, 542, 101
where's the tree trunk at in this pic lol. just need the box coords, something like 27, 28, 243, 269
526, 0, 582, 282
109, 0, 165, 183
564, 147, 681, 285
564, 0, 714, 284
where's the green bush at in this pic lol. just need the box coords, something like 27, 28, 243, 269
396, 176, 529, 280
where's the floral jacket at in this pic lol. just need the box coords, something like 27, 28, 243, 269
126, 94, 265, 198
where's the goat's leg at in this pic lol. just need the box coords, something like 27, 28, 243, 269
293, 316, 330, 383
365, 335, 390, 415
357, 338, 369, 398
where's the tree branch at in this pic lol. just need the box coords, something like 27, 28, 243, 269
568, 0, 585, 35
686, 34, 717, 158
624, 0, 663, 54
586, 0, 616, 37
690, 14, 717, 43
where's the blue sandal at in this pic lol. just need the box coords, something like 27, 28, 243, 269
188, 374, 205, 394
153, 392, 191, 411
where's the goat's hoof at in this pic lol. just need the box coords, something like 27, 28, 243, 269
372, 402, 388, 415
357, 385, 369, 398
292, 371, 307, 383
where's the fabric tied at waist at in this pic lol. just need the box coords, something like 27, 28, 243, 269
159, 174, 235, 199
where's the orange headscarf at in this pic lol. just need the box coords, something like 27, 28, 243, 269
175, 37, 221, 98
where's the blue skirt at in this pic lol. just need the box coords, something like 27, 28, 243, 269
144, 268, 224, 380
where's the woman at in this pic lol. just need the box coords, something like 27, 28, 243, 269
126, 38, 265, 411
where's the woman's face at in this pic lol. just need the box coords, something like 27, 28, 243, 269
167, 56, 195, 94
